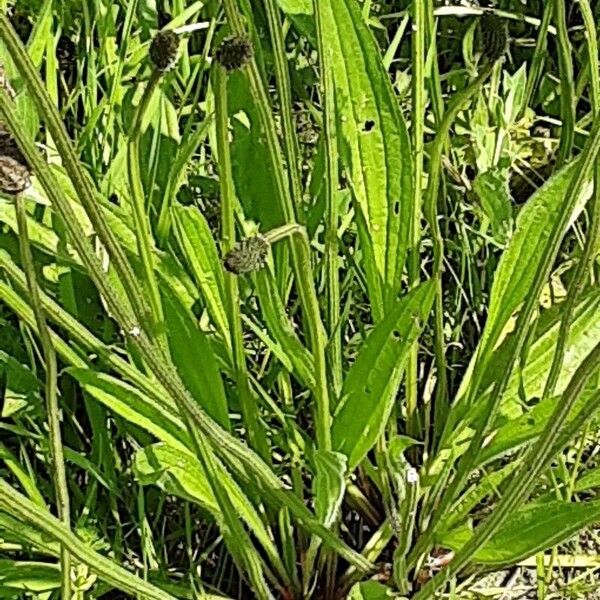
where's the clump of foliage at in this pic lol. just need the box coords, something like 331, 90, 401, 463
1, 1, 600, 599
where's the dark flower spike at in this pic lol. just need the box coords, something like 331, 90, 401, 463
223, 235, 270, 275
149, 30, 180, 72
479, 12, 508, 63
215, 35, 253, 72
0, 155, 31, 194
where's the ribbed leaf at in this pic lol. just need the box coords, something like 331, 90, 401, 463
319, 0, 413, 313
440, 501, 600, 566
172, 205, 229, 342
333, 281, 434, 468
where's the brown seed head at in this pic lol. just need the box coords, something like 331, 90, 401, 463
0, 155, 31, 194
223, 235, 270, 275
215, 36, 253, 72
149, 30, 180, 72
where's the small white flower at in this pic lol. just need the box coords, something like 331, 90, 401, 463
129, 326, 141, 337
407, 467, 419, 485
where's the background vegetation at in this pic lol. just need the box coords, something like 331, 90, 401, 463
1, 0, 600, 598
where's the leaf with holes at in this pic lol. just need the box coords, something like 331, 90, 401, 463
318, 0, 413, 315
332, 281, 434, 468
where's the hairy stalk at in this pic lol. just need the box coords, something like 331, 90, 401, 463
542, 0, 600, 401
0, 14, 152, 333
553, 0, 575, 167
0, 479, 175, 600
261, 0, 303, 213
265, 224, 333, 450
15, 196, 71, 598
424, 65, 493, 445
413, 340, 600, 599
520, 2, 553, 118
411, 115, 600, 576
221, 0, 332, 451
214, 65, 270, 463
314, 0, 343, 394
127, 69, 167, 348
406, 0, 427, 441
0, 86, 369, 573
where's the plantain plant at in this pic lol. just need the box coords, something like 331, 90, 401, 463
0, 1, 600, 599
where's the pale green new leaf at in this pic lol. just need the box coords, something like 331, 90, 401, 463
313, 450, 347, 527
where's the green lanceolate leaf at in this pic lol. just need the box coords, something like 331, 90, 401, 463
161, 285, 231, 430
456, 159, 591, 406
318, 0, 413, 315
348, 581, 391, 600
67, 368, 190, 452
333, 281, 435, 468
172, 204, 230, 343
133, 443, 282, 573
440, 501, 600, 566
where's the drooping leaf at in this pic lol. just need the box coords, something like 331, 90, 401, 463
67, 368, 190, 452
319, 0, 413, 314
332, 281, 434, 468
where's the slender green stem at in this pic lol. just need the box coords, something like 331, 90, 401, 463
0, 14, 152, 333
262, 0, 303, 214
314, 0, 342, 394
424, 65, 493, 441
553, 0, 575, 167
15, 196, 71, 598
406, 0, 427, 440
127, 69, 167, 348
520, 2, 553, 118
542, 0, 600, 402
0, 478, 175, 600
221, 0, 332, 451
266, 224, 332, 451
214, 65, 270, 463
